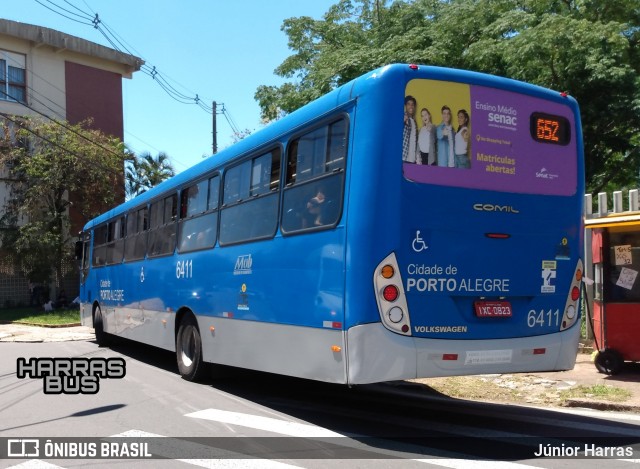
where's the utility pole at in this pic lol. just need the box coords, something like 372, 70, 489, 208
212, 101, 217, 155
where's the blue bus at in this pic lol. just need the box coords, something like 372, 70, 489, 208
79, 64, 584, 384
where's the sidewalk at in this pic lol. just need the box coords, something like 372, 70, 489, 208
1, 323, 638, 413
519, 352, 640, 412
0, 323, 95, 343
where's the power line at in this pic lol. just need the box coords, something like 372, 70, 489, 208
33, 0, 93, 25
82, 3, 215, 113
62, 0, 94, 19
123, 132, 191, 171
0, 111, 124, 179
0, 88, 128, 163
2, 44, 194, 169
29, 0, 243, 159
30, 0, 218, 114
218, 104, 240, 135
85, 15, 212, 111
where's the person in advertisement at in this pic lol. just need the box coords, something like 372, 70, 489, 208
454, 109, 471, 169
402, 95, 418, 163
436, 105, 454, 167
417, 107, 437, 165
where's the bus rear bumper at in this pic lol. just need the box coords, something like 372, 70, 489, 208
346, 323, 580, 385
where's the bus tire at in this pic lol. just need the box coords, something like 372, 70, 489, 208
176, 315, 209, 382
595, 349, 624, 375
94, 306, 110, 347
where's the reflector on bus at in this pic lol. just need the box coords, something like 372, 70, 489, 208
374, 253, 411, 336
560, 260, 583, 331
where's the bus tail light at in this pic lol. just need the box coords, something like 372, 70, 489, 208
383, 285, 399, 302
570, 286, 580, 301
374, 253, 411, 336
560, 259, 583, 331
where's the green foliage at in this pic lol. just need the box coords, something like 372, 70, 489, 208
0, 117, 127, 285
230, 129, 253, 144
560, 383, 632, 402
0, 306, 80, 326
125, 151, 176, 199
256, 0, 640, 193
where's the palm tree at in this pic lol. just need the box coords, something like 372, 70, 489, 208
125, 156, 144, 199
125, 151, 176, 199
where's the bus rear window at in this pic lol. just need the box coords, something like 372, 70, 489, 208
402, 79, 577, 196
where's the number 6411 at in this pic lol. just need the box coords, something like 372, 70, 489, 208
176, 260, 193, 279
527, 309, 560, 327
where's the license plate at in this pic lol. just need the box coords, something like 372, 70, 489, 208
474, 301, 512, 318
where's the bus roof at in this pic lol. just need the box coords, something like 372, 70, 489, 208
84, 63, 579, 230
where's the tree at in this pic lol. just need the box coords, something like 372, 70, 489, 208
255, 0, 640, 194
125, 151, 176, 199
231, 129, 253, 144
0, 117, 127, 287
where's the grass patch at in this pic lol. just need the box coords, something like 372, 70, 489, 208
411, 376, 521, 402
0, 307, 80, 326
560, 384, 632, 403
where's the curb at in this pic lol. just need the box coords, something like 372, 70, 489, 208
0, 334, 92, 343
564, 398, 640, 413
0, 321, 82, 328
12, 322, 82, 328
379, 381, 640, 415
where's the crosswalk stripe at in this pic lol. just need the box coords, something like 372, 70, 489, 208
111, 429, 301, 468
183, 410, 551, 466
185, 408, 345, 438
415, 459, 545, 469
5, 461, 63, 468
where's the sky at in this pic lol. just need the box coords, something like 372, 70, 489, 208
2, 0, 338, 173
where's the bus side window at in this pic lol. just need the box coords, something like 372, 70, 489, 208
92, 224, 108, 267
281, 118, 347, 234
124, 206, 148, 262
178, 175, 219, 253
80, 232, 90, 282
106, 216, 125, 265
220, 149, 280, 246
148, 193, 177, 257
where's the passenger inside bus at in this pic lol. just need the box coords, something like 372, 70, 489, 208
304, 186, 326, 227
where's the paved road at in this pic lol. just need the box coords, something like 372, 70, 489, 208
0, 339, 639, 468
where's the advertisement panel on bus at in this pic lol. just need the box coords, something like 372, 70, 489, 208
393, 79, 581, 341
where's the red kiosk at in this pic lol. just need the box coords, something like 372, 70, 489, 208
585, 190, 640, 374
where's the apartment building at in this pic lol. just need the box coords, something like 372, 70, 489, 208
0, 18, 142, 307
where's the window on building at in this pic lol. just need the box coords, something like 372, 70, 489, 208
281, 119, 347, 234
0, 50, 26, 103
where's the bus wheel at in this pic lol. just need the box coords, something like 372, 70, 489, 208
595, 349, 624, 375
94, 306, 110, 347
176, 315, 209, 382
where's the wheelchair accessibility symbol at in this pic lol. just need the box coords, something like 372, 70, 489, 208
412, 230, 428, 252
